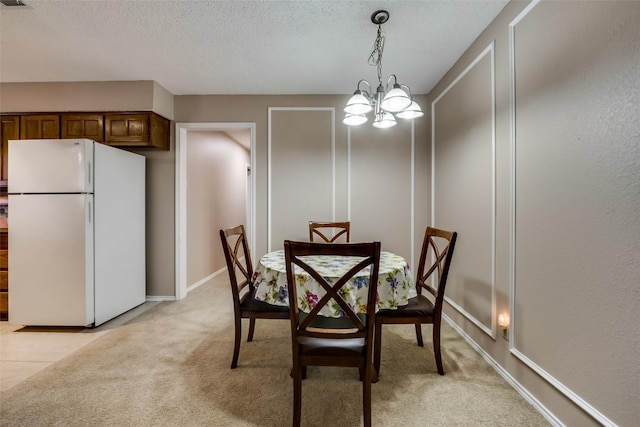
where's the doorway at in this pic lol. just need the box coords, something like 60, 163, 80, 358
175, 123, 256, 300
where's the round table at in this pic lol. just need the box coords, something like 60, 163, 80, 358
253, 250, 416, 318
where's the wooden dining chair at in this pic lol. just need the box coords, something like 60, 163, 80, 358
308, 221, 350, 243
284, 240, 380, 427
374, 227, 457, 376
219, 225, 289, 369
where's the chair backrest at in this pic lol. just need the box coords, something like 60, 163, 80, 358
219, 225, 254, 306
308, 221, 351, 243
284, 240, 380, 340
415, 227, 458, 312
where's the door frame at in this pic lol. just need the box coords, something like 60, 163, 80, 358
174, 122, 256, 300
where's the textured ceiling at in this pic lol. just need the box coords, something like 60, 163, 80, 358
0, 0, 508, 96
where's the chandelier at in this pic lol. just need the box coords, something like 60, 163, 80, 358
343, 10, 423, 129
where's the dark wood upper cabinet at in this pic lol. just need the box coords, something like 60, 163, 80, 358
105, 112, 169, 150
61, 114, 104, 142
2, 111, 169, 150
20, 115, 60, 139
0, 116, 19, 181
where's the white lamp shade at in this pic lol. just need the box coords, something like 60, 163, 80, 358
395, 100, 424, 119
343, 113, 368, 126
380, 87, 411, 112
372, 112, 397, 128
344, 93, 373, 115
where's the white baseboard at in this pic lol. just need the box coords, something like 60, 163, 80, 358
145, 295, 176, 302
443, 314, 564, 427
146, 265, 227, 302
187, 267, 227, 293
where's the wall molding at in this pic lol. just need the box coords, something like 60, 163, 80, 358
508, 2, 615, 425
431, 41, 497, 339
346, 127, 352, 222
346, 123, 416, 270
410, 121, 416, 271
444, 315, 562, 427
267, 107, 335, 252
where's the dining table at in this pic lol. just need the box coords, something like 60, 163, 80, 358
253, 249, 416, 317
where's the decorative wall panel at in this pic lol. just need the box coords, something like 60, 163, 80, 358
432, 44, 496, 337
510, 2, 640, 424
268, 108, 335, 251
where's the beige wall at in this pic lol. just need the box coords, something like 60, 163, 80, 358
186, 131, 249, 285
433, 46, 495, 333
0, 81, 173, 118
0, 89, 429, 298
5, 1, 638, 423
269, 108, 336, 248
174, 95, 430, 270
429, 1, 640, 425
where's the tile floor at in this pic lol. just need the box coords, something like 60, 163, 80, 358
0, 302, 158, 392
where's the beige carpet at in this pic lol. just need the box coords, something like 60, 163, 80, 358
0, 275, 549, 426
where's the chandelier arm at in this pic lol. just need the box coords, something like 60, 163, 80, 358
400, 83, 413, 100
386, 74, 399, 91
357, 79, 373, 98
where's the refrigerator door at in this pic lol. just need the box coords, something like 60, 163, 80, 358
8, 139, 94, 194
8, 194, 94, 326
93, 143, 146, 325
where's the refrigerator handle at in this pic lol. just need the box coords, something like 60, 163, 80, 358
88, 160, 92, 187
88, 199, 92, 224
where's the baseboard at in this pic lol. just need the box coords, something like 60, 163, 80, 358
145, 295, 176, 302
443, 314, 564, 427
187, 267, 227, 293
145, 266, 227, 302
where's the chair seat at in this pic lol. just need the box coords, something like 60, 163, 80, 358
299, 336, 366, 357
298, 314, 367, 357
241, 288, 290, 313
378, 294, 434, 318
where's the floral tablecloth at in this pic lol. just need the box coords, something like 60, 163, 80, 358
253, 250, 416, 318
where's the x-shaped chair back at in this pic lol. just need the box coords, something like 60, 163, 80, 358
220, 225, 254, 302
309, 221, 351, 243
415, 227, 457, 317
284, 240, 380, 339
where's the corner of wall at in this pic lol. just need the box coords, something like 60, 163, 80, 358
152, 82, 175, 121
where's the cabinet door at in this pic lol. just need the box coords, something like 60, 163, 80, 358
20, 115, 60, 139
0, 116, 19, 181
61, 114, 104, 142
104, 113, 149, 144
0, 231, 6, 320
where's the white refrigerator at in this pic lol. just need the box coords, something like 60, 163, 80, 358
8, 139, 146, 327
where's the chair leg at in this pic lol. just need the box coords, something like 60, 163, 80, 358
247, 318, 256, 342
433, 320, 444, 375
373, 319, 382, 375
363, 364, 372, 427
292, 366, 302, 427
415, 323, 424, 347
231, 316, 242, 369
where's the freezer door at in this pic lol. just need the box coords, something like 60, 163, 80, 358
8, 194, 94, 326
8, 139, 94, 194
